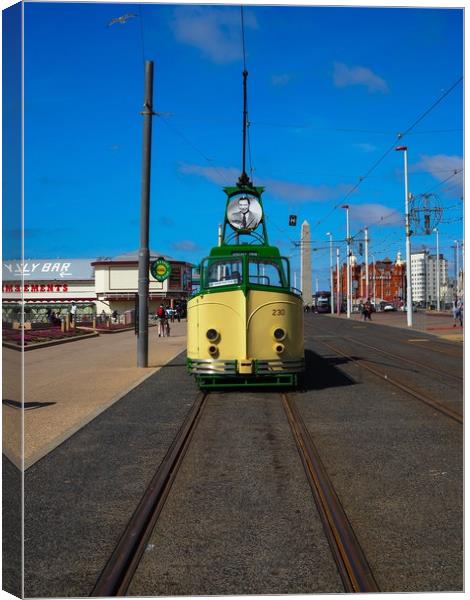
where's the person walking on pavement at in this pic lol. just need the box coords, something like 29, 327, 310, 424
70, 301, 77, 323
156, 304, 167, 337
363, 298, 373, 321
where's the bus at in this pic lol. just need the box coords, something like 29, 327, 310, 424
314, 291, 331, 313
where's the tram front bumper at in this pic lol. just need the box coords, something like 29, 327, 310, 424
187, 357, 304, 376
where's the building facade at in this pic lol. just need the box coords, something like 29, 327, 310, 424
93, 250, 192, 316
334, 254, 406, 305
410, 250, 449, 306
2, 251, 193, 323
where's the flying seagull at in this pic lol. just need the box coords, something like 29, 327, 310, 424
108, 13, 137, 27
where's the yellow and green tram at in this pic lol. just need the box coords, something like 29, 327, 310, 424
187, 179, 305, 389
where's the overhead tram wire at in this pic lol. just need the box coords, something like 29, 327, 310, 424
310, 75, 463, 234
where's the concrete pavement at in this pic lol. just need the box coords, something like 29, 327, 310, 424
2, 321, 188, 469
324, 310, 463, 343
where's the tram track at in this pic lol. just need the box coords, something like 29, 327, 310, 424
91, 388, 380, 595
91, 392, 209, 596
281, 393, 379, 593
316, 338, 463, 425
342, 336, 463, 383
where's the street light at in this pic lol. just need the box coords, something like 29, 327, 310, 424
370, 254, 377, 308
326, 232, 334, 314
433, 227, 440, 311
341, 205, 351, 318
395, 145, 413, 327
336, 247, 341, 315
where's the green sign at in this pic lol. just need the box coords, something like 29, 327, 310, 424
150, 258, 172, 282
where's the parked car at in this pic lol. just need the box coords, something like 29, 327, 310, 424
383, 304, 395, 311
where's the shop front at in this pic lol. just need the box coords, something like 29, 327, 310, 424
93, 250, 193, 319
2, 259, 96, 324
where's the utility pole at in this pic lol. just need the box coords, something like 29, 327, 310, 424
396, 146, 413, 326
336, 247, 341, 315
326, 232, 334, 314
137, 60, 155, 368
455, 239, 460, 296
364, 227, 369, 300
371, 254, 377, 308
341, 205, 351, 318
434, 227, 440, 311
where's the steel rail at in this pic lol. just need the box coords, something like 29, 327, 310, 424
317, 338, 463, 425
404, 340, 463, 359
342, 336, 463, 383
91, 392, 208, 596
281, 393, 380, 593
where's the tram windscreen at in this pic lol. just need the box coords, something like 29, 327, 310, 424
248, 259, 287, 288
205, 258, 243, 287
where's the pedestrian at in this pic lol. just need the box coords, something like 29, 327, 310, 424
156, 304, 166, 337
70, 301, 77, 323
454, 297, 463, 327
364, 298, 373, 321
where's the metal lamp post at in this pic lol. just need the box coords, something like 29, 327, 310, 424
395, 146, 413, 327
326, 232, 334, 314
455, 239, 460, 296
336, 247, 341, 315
371, 253, 377, 308
433, 227, 440, 311
341, 205, 351, 318
364, 227, 369, 300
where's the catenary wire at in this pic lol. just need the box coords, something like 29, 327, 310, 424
310, 76, 463, 234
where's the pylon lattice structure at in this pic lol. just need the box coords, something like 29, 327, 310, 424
409, 193, 442, 235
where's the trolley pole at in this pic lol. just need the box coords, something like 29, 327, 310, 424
137, 60, 155, 368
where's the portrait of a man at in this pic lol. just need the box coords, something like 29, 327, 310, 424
227, 195, 262, 231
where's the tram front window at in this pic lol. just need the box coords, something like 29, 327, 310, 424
206, 259, 243, 287
248, 260, 286, 288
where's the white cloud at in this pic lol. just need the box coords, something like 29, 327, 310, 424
349, 203, 402, 226
171, 6, 258, 64
179, 162, 351, 203
333, 62, 389, 93
271, 73, 294, 87
412, 154, 463, 196
179, 163, 240, 186
353, 142, 378, 153
171, 240, 201, 252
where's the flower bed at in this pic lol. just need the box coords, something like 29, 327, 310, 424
3, 327, 90, 346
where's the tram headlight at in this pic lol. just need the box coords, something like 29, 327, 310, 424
273, 328, 286, 341
206, 328, 219, 342
274, 343, 285, 354
208, 345, 219, 356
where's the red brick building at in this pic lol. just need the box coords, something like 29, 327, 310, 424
333, 255, 406, 305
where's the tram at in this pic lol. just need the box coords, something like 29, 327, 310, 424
187, 72, 305, 389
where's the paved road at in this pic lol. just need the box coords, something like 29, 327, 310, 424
8, 314, 463, 596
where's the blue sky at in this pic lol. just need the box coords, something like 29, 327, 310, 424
6, 1, 465, 288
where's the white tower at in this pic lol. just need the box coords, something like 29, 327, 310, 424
300, 220, 312, 307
